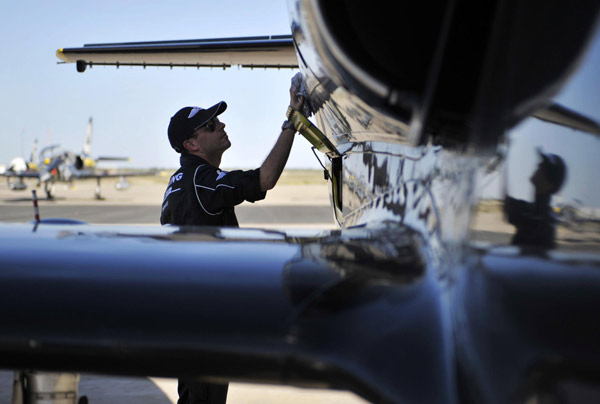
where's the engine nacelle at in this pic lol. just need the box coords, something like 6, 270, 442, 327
74, 156, 84, 170
302, 0, 600, 148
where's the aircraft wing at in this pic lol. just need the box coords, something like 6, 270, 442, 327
2, 221, 599, 404
93, 170, 156, 178
56, 35, 298, 72
95, 156, 130, 162
68, 169, 156, 179
0, 222, 438, 404
532, 102, 600, 136
0, 169, 154, 183
0, 170, 41, 179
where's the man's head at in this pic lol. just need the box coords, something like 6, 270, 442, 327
530, 150, 567, 195
168, 102, 228, 154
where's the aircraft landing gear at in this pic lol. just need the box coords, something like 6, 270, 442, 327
7, 177, 27, 191
44, 181, 55, 199
12, 371, 88, 404
95, 177, 104, 200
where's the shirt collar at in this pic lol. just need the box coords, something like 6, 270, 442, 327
180, 153, 211, 167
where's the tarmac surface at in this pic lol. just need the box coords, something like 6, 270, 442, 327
0, 371, 368, 404
0, 174, 337, 228
0, 174, 372, 404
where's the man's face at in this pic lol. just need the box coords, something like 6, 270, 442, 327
530, 162, 553, 195
186, 117, 230, 155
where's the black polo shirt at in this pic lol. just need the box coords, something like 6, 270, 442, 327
160, 154, 266, 227
505, 196, 556, 248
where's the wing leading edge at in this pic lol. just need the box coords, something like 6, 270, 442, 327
56, 34, 600, 137
57, 35, 298, 72
533, 102, 600, 136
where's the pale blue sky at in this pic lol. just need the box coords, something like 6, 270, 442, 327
0, 1, 598, 206
0, 0, 307, 169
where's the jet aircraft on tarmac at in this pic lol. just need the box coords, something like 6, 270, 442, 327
1, 1, 600, 404
1, 117, 155, 199
0, 139, 39, 180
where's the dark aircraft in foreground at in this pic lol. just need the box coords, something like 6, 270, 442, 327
1, 118, 155, 199
2, 1, 600, 403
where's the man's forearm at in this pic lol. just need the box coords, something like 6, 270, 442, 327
259, 128, 295, 192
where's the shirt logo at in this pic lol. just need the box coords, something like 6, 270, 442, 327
168, 172, 183, 186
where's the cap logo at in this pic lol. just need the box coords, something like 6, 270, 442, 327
546, 154, 559, 165
188, 107, 202, 119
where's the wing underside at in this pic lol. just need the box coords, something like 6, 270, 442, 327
57, 34, 600, 137
0, 223, 432, 404
0, 171, 40, 179
57, 35, 298, 71
533, 102, 600, 136
79, 170, 155, 179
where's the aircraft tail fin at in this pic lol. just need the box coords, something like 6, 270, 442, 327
29, 139, 39, 166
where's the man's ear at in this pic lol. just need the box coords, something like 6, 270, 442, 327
182, 139, 197, 152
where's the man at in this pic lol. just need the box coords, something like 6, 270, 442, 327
505, 150, 567, 248
161, 85, 303, 404
161, 85, 303, 226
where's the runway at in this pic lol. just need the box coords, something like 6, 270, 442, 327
0, 204, 334, 226
0, 174, 371, 404
0, 371, 367, 404
0, 175, 337, 228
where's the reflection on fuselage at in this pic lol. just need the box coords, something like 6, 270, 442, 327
472, 135, 599, 254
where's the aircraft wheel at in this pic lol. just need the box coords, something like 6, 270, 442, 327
95, 178, 105, 200
44, 182, 55, 199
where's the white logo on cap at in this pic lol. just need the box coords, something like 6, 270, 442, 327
188, 107, 202, 119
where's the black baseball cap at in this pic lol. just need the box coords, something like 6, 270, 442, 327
168, 101, 227, 152
537, 149, 566, 193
